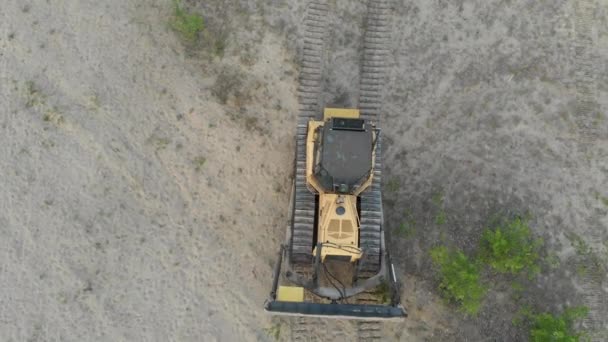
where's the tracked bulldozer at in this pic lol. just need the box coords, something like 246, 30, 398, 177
265, 108, 406, 320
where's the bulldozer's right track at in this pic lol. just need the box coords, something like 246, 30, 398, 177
573, 0, 601, 141
357, 0, 392, 275
574, 2, 607, 340
359, 0, 392, 123
291, 0, 393, 340
356, 1, 392, 340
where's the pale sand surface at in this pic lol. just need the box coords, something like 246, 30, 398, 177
1, 0, 607, 341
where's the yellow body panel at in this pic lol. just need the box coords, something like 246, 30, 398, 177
314, 193, 362, 262
277, 286, 304, 302
305, 121, 325, 194
323, 108, 360, 120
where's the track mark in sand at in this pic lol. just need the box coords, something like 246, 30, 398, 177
291, 1, 395, 340
573, 0, 602, 140
357, 321, 383, 342
358, 0, 392, 124
291, 316, 313, 342
291, 5, 329, 340
354, 270, 385, 341
357, 0, 393, 337
577, 216, 608, 340
574, 1, 608, 340
355, 293, 383, 342
291, 0, 329, 266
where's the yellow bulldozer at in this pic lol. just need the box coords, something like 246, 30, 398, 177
265, 108, 406, 319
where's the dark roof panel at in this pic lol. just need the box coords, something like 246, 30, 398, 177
315, 120, 373, 192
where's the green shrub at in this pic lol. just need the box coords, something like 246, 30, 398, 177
480, 216, 542, 276
169, 0, 204, 42
430, 246, 487, 315
526, 306, 588, 342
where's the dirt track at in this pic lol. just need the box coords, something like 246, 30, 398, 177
1, 0, 607, 341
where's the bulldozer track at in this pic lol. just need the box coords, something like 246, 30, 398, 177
574, 2, 607, 340
291, 0, 329, 265
289, 265, 322, 341
291, 0, 392, 340
578, 223, 608, 340
359, 0, 392, 123
291, 316, 327, 342
354, 141, 384, 342
354, 271, 385, 341
357, 321, 383, 342
358, 0, 392, 280
356, 1, 392, 340
291, 2, 336, 337
577, 225, 608, 340
359, 136, 383, 273
573, 0, 600, 140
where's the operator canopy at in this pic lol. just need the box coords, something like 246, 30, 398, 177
313, 118, 373, 193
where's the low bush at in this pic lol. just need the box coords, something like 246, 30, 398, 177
430, 246, 486, 315
525, 306, 588, 342
169, 0, 204, 43
480, 216, 542, 276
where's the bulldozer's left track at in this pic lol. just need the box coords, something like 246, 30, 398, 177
290, 0, 329, 266
290, 0, 394, 340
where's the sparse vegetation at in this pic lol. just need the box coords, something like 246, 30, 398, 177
430, 246, 486, 315
566, 232, 591, 256
386, 178, 400, 193
212, 66, 244, 105
544, 252, 561, 270
577, 256, 606, 278
43, 107, 65, 125
25, 81, 45, 108
432, 191, 447, 225
510, 281, 525, 300
523, 306, 589, 342
244, 116, 259, 131
214, 37, 226, 58
431, 191, 444, 206
147, 135, 170, 151
239, 45, 257, 66
435, 210, 446, 225
479, 216, 542, 276
87, 93, 101, 110
169, 0, 204, 43
372, 281, 391, 304
193, 156, 206, 172
265, 322, 282, 340
565, 232, 607, 278
396, 209, 416, 238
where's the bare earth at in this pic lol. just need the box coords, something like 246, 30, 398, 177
1, 0, 607, 341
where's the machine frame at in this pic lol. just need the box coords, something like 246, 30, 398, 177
264, 109, 406, 320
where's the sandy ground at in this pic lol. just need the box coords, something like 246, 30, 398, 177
1, 0, 607, 341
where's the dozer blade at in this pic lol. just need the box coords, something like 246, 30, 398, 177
264, 301, 406, 321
